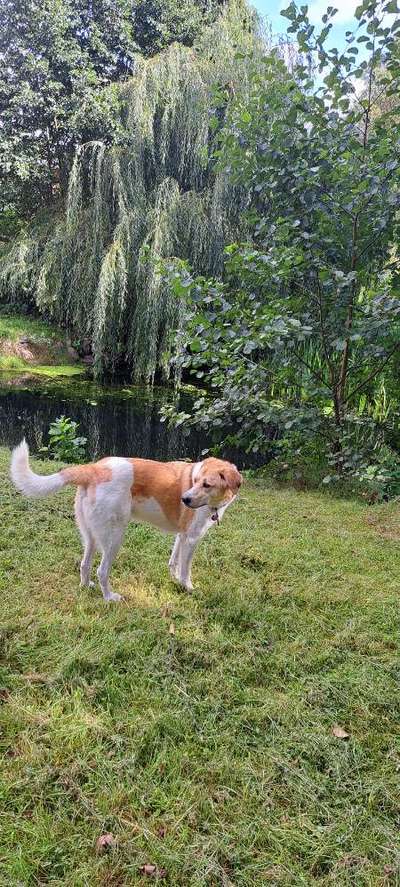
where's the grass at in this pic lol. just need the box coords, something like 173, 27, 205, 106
0, 359, 84, 376
0, 311, 71, 343
0, 446, 399, 886
0, 312, 85, 376
0, 313, 67, 344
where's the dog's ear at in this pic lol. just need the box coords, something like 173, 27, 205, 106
221, 465, 242, 491
191, 462, 203, 483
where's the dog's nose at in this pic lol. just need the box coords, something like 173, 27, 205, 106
182, 495, 191, 506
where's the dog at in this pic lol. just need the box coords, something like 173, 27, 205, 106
10, 440, 242, 601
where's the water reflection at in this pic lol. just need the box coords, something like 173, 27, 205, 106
0, 377, 267, 467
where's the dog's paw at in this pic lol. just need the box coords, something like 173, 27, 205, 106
80, 580, 96, 589
104, 591, 122, 603
179, 578, 194, 593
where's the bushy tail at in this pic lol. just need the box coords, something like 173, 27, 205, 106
10, 440, 66, 499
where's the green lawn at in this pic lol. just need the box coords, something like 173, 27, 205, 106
0, 447, 399, 886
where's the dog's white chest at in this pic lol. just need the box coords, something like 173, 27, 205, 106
131, 496, 175, 533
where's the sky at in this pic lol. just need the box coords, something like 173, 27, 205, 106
252, 0, 362, 50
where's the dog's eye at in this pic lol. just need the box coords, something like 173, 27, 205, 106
203, 481, 211, 489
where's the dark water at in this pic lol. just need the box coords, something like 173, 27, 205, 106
0, 375, 266, 468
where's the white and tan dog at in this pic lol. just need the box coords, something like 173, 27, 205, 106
10, 441, 242, 601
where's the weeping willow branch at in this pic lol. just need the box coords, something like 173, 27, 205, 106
0, 1, 258, 381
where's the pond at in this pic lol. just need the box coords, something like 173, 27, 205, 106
0, 373, 268, 468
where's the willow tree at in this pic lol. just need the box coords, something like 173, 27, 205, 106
0, 0, 258, 381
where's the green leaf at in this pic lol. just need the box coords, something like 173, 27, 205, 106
384, 0, 399, 11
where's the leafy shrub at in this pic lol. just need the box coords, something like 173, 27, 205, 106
267, 435, 329, 489
250, 422, 400, 502
350, 448, 400, 503
40, 416, 87, 463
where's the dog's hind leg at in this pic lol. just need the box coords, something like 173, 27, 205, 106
78, 457, 133, 602
95, 526, 127, 602
75, 489, 96, 588
81, 537, 96, 589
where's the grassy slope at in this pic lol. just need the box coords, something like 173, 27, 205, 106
0, 314, 63, 341
0, 314, 83, 376
0, 447, 399, 886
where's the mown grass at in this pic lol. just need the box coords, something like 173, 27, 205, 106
0, 446, 399, 886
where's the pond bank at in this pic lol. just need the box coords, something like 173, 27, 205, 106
0, 313, 84, 375
0, 313, 270, 467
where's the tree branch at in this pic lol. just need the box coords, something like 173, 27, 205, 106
292, 347, 332, 390
344, 342, 400, 405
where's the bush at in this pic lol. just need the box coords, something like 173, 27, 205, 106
352, 448, 400, 503
39, 416, 87, 463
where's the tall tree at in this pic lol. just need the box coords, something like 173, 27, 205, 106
0, 0, 225, 219
132, 0, 225, 55
0, 1, 258, 380
162, 0, 400, 474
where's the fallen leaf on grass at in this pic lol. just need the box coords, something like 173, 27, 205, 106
332, 725, 350, 739
140, 863, 167, 878
169, 622, 175, 635
336, 854, 368, 869
96, 833, 116, 853
160, 602, 172, 618
0, 687, 10, 701
5, 746, 19, 758
157, 825, 166, 838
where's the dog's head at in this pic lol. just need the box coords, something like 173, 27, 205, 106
181, 458, 242, 510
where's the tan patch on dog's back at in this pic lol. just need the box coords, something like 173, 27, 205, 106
62, 461, 112, 487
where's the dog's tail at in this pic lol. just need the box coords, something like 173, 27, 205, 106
10, 439, 66, 499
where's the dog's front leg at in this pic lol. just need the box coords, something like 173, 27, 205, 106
169, 534, 183, 581
178, 536, 197, 591
178, 518, 214, 591
178, 503, 232, 590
